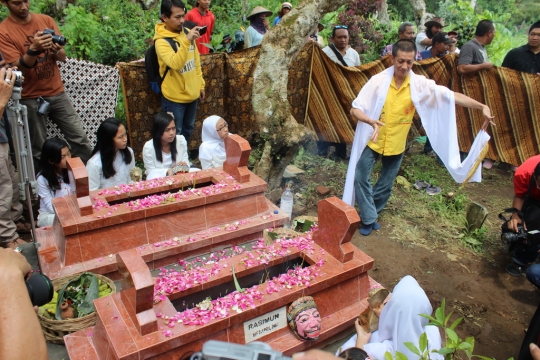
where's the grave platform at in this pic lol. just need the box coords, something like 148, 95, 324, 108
37, 135, 288, 281
63, 196, 375, 359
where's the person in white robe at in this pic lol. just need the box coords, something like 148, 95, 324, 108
199, 115, 229, 170
342, 39, 494, 236
338, 275, 443, 360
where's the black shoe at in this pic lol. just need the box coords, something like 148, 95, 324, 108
506, 263, 524, 277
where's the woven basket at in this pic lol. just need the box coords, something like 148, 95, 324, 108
38, 273, 116, 344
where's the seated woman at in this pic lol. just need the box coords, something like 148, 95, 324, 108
199, 115, 229, 170
340, 275, 442, 360
143, 112, 191, 180
36, 138, 76, 227
87, 118, 134, 190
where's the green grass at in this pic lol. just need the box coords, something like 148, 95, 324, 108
292, 141, 512, 258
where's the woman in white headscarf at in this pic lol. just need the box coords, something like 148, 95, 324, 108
199, 115, 229, 170
339, 275, 443, 360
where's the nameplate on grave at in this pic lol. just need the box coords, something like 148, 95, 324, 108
244, 306, 287, 343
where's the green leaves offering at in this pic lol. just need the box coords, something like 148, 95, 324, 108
292, 218, 316, 233
231, 265, 245, 293
55, 272, 100, 320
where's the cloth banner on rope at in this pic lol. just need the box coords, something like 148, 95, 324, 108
46, 58, 120, 147
306, 45, 540, 167
118, 42, 540, 167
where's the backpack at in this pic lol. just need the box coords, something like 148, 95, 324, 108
145, 38, 178, 94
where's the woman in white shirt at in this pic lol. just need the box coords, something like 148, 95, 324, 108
143, 112, 190, 180
86, 118, 134, 191
36, 138, 76, 227
199, 115, 229, 170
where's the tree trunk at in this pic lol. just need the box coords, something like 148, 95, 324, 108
408, 0, 428, 28
252, 0, 349, 190
56, 0, 67, 12
377, 0, 390, 25
136, 0, 160, 10
470, 0, 477, 10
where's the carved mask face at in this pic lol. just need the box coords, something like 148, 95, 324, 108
287, 296, 321, 341
295, 308, 321, 340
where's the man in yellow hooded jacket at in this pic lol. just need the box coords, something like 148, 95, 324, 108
154, 0, 206, 146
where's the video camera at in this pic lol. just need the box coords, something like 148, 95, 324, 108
500, 209, 540, 252
191, 340, 290, 360
43, 28, 67, 46
0, 53, 23, 87
5, 70, 22, 87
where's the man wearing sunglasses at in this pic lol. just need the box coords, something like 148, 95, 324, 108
343, 39, 494, 236
504, 156, 540, 281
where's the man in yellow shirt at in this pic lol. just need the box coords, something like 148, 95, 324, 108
154, 0, 206, 145
345, 39, 494, 235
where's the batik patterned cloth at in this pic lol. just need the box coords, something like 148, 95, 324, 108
47, 58, 120, 147
118, 43, 540, 167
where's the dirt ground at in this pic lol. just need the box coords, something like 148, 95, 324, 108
352, 229, 538, 359
291, 145, 538, 359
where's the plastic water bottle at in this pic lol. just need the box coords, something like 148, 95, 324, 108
280, 186, 294, 228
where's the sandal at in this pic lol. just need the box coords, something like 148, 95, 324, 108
425, 185, 441, 195
414, 180, 430, 190
16, 220, 32, 234
506, 262, 524, 277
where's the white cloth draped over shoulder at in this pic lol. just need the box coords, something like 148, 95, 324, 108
342, 66, 490, 206
199, 115, 228, 170
143, 135, 189, 180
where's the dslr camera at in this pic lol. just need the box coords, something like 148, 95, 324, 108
191, 340, 290, 360
43, 28, 67, 46
500, 209, 540, 252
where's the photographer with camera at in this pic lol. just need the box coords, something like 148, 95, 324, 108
0, 247, 47, 359
0, 0, 92, 167
504, 155, 540, 285
0, 64, 31, 249
154, 0, 206, 146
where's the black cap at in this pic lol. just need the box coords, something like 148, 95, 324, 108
432, 32, 456, 46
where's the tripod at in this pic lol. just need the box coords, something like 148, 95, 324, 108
7, 83, 42, 272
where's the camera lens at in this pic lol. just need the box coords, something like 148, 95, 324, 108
26, 273, 54, 307
501, 232, 516, 244
52, 35, 67, 47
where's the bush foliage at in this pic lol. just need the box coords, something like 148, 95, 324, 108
0, 0, 530, 123
0, 0, 530, 66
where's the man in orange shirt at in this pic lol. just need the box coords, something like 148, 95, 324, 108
0, 0, 92, 166
185, 0, 215, 55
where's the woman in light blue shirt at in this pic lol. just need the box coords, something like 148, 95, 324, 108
244, 6, 272, 48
